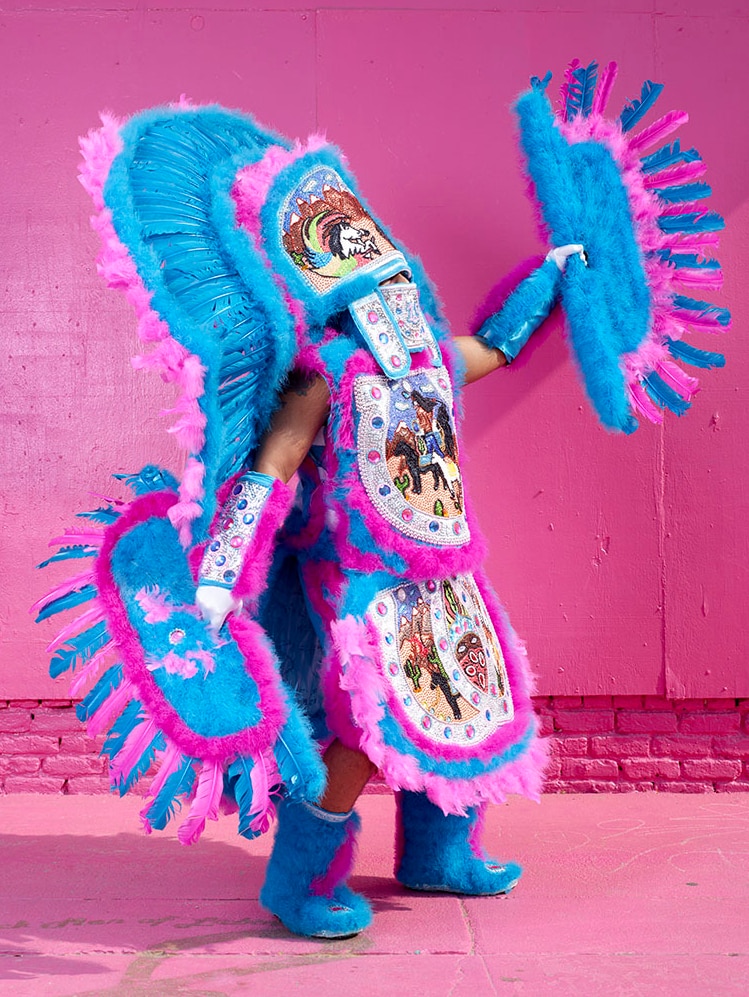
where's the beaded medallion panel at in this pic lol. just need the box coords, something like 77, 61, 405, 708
280, 166, 402, 295
354, 369, 470, 546
369, 573, 514, 747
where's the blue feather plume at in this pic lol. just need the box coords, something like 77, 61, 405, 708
666, 337, 725, 369
76, 664, 124, 722
619, 79, 664, 133
103, 700, 144, 759
644, 372, 691, 415
641, 141, 700, 174
654, 250, 721, 270
565, 61, 598, 119
657, 211, 725, 235
672, 294, 731, 326
144, 756, 197, 830
652, 182, 712, 204
37, 545, 98, 569
112, 466, 179, 496
76, 506, 121, 525
227, 755, 261, 839
35, 585, 97, 623
50, 620, 110, 678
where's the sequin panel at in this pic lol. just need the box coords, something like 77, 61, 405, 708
199, 476, 272, 588
354, 370, 470, 546
369, 573, 514, 747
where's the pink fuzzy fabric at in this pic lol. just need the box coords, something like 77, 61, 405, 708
232, 135, 328, 240
79, 115, 208, 546
311, 818, 358, 897
94, 491, 290, 761
467, 802, 488, 858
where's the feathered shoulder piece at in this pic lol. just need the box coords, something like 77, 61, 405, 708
79, 102, 308, 544
515, 60, 729, 433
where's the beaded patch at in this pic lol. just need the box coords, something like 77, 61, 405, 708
354, 370, 469, 546
281, 166, 405, 296
199, 476, 272, 588
369, 573, 513, 746
379, 283, 442, 367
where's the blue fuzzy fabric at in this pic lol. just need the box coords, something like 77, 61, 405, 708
259, 801, 372, 938
396, 792, 522, 896
476, 257, 561, 361
516, 81, 652, 433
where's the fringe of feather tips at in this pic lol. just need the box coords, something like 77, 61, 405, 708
31, 477, 285, 844
558, 59, 729, 424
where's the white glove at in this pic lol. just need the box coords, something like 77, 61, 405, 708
195, 584, 241, 632
546, 244, 586, 271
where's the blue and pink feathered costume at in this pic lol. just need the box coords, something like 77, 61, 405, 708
35, 60, 728, 937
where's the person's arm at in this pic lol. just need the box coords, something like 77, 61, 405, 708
254, 371, 331, 483
196, 372, 330, 630
455, 244, 585, 385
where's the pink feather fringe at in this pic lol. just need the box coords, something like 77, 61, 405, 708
177, 759, 223, 845
108, 717, 158, 787
591, 61, 618, 117
69, 640, 117, 698
30, 569, 96, 615
46, 603, 106, 655
86, 679, 135, 738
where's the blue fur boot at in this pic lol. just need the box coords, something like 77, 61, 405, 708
259, 800, 372, 939
395, 792, 522, 895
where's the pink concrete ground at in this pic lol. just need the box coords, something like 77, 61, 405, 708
1, 794, 747, 996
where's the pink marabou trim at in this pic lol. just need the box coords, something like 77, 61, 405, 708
327, 572, 549, 814
311, 818, 358, 897
79, 117, 208, 545
95, 491, 289, 761
234, 479, 294, 606
232, 135, 328, 239
177, 758, 224, 845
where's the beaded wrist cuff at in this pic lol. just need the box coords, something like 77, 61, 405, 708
199, 472, 275, 590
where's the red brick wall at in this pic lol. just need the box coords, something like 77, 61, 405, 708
1, 696, 748, 794
538, 696, 749, 793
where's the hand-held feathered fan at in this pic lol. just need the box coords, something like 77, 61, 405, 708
515, 59, 729, 433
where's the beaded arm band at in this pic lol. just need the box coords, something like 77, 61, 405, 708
199, 471, 292, 603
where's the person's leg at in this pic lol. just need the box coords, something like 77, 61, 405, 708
319, 739, 377, 812
259, 740, 376, 939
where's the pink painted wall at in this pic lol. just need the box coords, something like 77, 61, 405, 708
2, 1, 747, 701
